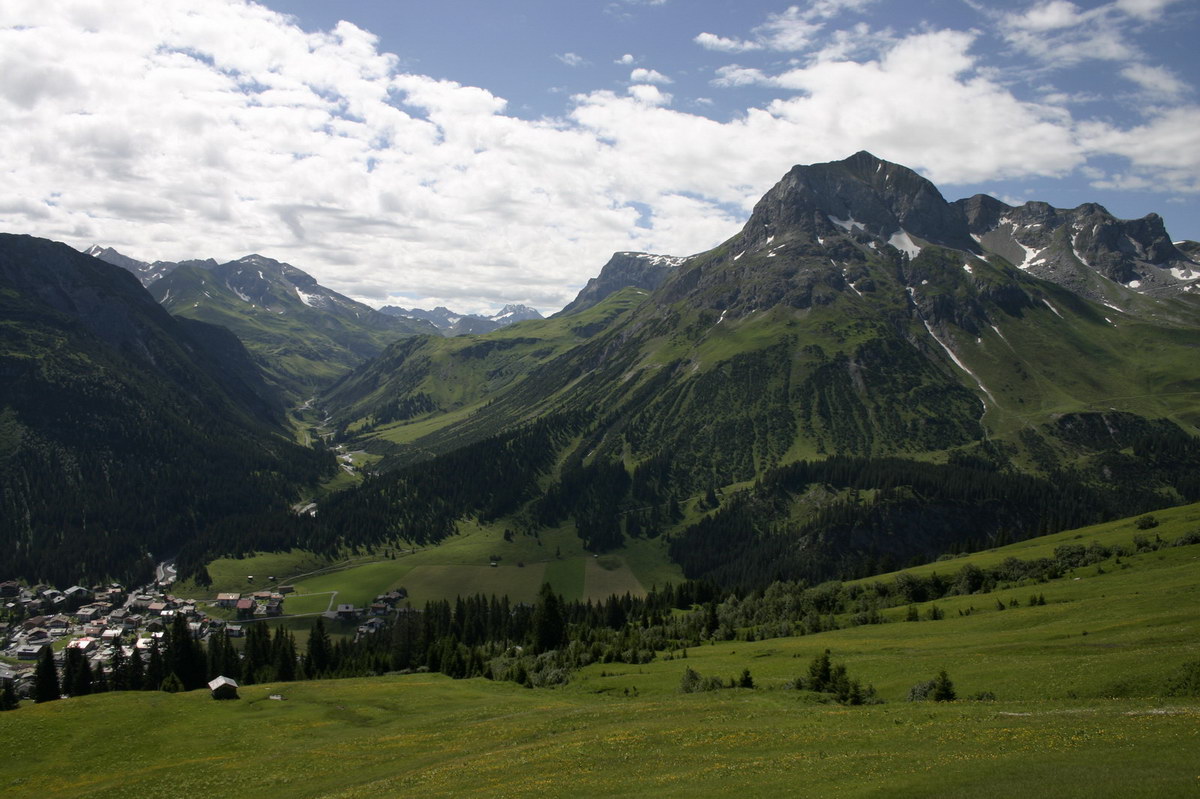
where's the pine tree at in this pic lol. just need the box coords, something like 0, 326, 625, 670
0, 678, 17, 711
307, 617, 332, 677
64, 647, 93, 697
532, 583, 565, 653
932, 669, 956, 702
33, 646, 59, 703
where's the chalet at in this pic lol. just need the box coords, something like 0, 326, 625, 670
135, 637, 154, 651
0, 580, 20, 597
216, 593, 240, 608
277, 585, 295, 595
107, 608, 129, 623
369, 603, 388, 616
226, 625, 244, 638
74, 605, 102, 622
47, 614, 71, 632
16, 644, 45, 660
147, 602, 168, 615
187, 621, 204, 639
235, 598, 255, 618
82, 623, 105, 637
207, 676, 239, 700
22, 615, 48, 632
101, 628, 123, 644
265, 600, 283, 617
25, 628, 51, 645
336, 604, 357, 620
357, 617, 385, 636
64, 585, 91, 602
67, 637, 98, 653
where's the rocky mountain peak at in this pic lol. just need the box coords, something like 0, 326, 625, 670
736, 151, 979, 256
557, 251, 686, 316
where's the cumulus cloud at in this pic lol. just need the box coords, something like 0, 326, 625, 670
0, 0, 1195, 314
694, 32, 763, 53
556, 52, 586, 67
616, 53, 636, 65
630, 67, 672, 84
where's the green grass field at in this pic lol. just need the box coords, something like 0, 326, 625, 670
178, 518, 680, 614
4, 505, 1198, 797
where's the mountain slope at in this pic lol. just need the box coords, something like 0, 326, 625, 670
556, 251, 687, 316
315, 153, 1200, 577
0, 234, 331, 585
148, 255, 438, 400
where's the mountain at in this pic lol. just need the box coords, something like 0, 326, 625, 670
85, 244, 209, 286
0, 234, 330, 586
956, 195, 1200, 304
556, 251, 687, 316
380, 303, 545, 336
144, 255, 439, 401
315, 152, 1200, 581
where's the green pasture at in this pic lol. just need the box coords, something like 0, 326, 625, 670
4, 506, 1200, 797
179, 517, 680, 611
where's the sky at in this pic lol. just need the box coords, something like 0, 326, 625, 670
1, 0, 1198, 314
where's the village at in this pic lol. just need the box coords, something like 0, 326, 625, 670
0, 573, 407, 701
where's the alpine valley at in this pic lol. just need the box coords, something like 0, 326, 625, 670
3, 154, 1200, 797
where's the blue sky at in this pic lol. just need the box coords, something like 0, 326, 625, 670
1, 0, 1197, 312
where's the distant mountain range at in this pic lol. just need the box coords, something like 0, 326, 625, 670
5, 150, 1200, 588
87, 247, 439, 401
379, 303, 544, 336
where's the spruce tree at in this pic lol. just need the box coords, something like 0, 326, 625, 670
532, 583, 565, 653
932, 669, 956, 702
307, 617, 332, 677
33, 646, 59, 703
0, 678, 17, 711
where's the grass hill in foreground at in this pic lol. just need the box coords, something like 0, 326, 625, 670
4, 503, 1198, 798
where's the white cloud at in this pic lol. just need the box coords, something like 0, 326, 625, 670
1120, 63, 1188, 99
556, 52, 585, 67
627, 84, 672, 106
990, 0, 1186, 69
616, 53, 636, 65
1007, 0, 1087, 32
697, 0, 878, 55
712, 65, 772, 88
694, 32, 762, 53
0, 0, 1195, 314
630, 68, 672, 84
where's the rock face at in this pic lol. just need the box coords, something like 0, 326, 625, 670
956, 197, 1199, 301
655, 151, 1197, 310
557, 252, 688, 316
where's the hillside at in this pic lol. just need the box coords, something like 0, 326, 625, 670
0, 234, 331, 585
4, 504, 1198, 798
145, 254, 438, 401
307, 154, 1200, 579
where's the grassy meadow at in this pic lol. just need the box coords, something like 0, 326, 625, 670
4, 504, 1199, 797
178, 517, 683, 614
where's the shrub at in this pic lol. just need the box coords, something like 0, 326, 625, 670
1164, 661, 1200, 697
907, 680, 935, 702
1135, 514, 1159, 530
932, 670, 956, 701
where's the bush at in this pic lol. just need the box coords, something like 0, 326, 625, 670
1135, 514, 1159, 530
907, 680, 935, 702
932, 669, 956, 701
1164, 661, 1200, 697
